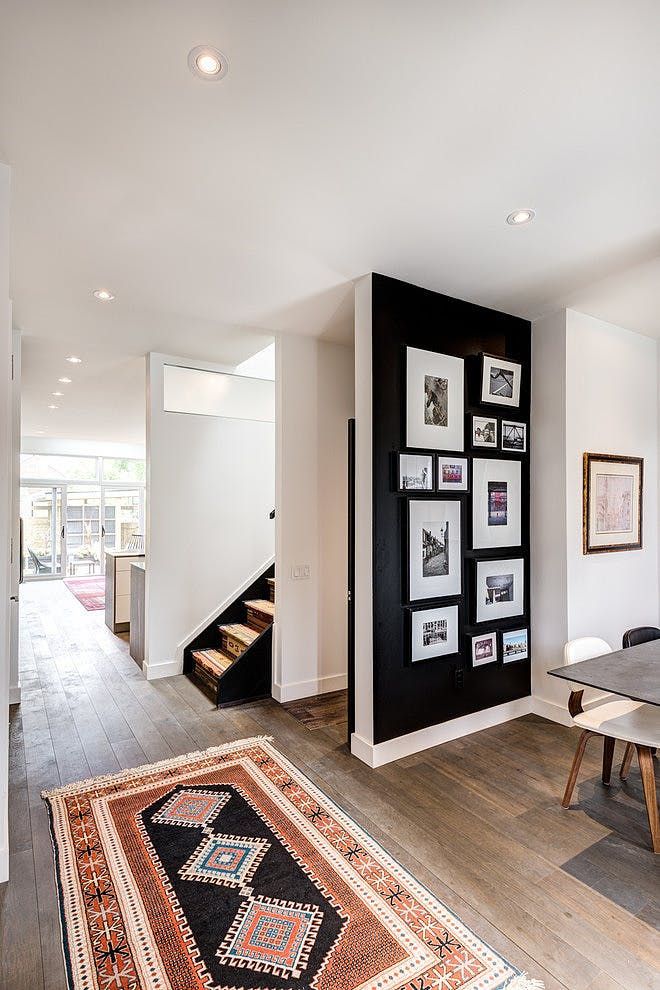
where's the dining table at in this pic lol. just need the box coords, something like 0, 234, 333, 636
548, 639, 659, 852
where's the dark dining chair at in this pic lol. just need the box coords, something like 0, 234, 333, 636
622, 626, 660, 649
620, 626, 660, 779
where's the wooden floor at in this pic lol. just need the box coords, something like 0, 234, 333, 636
1, 581, 658, 990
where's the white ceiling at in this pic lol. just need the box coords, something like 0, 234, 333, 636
2, 2, 660, 441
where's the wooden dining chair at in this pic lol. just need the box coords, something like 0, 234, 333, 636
561, 636, 660, 853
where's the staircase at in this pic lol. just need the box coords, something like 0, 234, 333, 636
184, 564, 275, 707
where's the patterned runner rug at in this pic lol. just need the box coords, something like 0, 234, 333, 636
63, 575, 105, 610
43, 737, 543, 990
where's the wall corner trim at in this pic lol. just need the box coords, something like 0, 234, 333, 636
144, 659, 182, 681
8, 683, 21, 706
351, 696, 534, 767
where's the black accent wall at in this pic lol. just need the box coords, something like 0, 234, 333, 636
371, 273, 531, 744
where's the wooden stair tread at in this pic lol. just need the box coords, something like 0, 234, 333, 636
192, 649, 234, 676
218, 623, 260, 646
266, 577, 275, 585
244, 599, 275, 616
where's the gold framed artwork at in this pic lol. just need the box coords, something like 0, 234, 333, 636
583, 452, 643, 554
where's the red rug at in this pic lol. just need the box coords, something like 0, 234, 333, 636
63, 575, 105, 610
43, 737, 543, 990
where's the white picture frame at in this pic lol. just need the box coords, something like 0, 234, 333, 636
475, 557, 525, 623
471, 415, 498, 449
472, 458, 521, 550
408, 499, 462, 601
436, 455, 469, 492
471, 631, 497, 667
410, 605, 459, 663
481, 354, 522, 408
501, 420, 527, 453
398, 453, 434, 492
502, 627, 529, 662
406, 347, 464, 451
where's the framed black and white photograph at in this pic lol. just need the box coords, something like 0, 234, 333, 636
475, 557, 525, 623
502, 628, 529, 663
406, 347, 464, 451
583, 452, 643, 554
408, 499, 462, 601
471, 631, 497, 667
472, 459, 521, 550
501, 420, 527, 453
436, 455, 469, 492
397, 453, 434, 492
480, 354, 522, 408
471, 415, 498, 449
408, 605, 459, 663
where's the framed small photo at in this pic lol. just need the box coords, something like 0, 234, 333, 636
501, 420, 527, 453
436, 455, 469, 492
398, 453, 434, 492
472, 458, 521, 550
583, 452, 643, 554
502, 627, 529, 662
472, 415, 497, 449
471, 631, 497, 667
406, 347, 464, 452
481, 354, 522, 408
408, 499, 462, 601
408, 604, 459, 663
475, 557, 525, 623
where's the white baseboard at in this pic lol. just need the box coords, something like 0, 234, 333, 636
144, 659, 182, 681
272, 672, 347, 704
530, 696, 572, 725
350, 696, 534, 767
8, 682, 21, 705
0, 842, 7, 885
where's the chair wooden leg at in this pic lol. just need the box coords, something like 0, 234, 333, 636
636, 746, 660, 854
602, 736, 615, 785
620, 742, 635, 780
562, 730, 594, 808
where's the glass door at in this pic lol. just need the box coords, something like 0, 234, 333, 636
20, 485, 64, 578
102, 488, 144, 551
64, 486, 103, 576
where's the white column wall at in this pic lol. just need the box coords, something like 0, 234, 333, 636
145, 353, 275, 678
531, 309, 659, 721
274, 334, 354, 702
0, 163, 11, 883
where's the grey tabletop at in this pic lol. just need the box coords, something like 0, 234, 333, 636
548, 639, 660, 706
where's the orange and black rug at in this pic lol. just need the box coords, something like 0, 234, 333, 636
43, 737, 543, 990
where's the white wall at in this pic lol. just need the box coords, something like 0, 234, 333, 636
274, 334, 354, 702
9, 329, 20, 705
0, 162, 11, 883
145, 353, 275, 678
531, 309, 659, 716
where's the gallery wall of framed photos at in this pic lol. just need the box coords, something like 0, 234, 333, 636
372, 273, 531, 744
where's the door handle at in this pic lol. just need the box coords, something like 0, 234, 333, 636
61, 526, 65, 539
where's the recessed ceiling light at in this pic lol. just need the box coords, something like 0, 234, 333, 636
188, 45, 229, 81
93, 288, 115, 301
58, 377, 72, 384
506, 209, 536, 226
47, 404, 59, 410
52, 391, 64, 397
66, 355, 82, 363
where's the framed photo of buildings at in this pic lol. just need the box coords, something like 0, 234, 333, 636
480, 354, 522, 408
470, 631, 497, 667
502, 628, 529, 662
472, 458, 521, 550
397, 453, 434, 492
406, 347, 464, 451
583, 452, 643, 554
408, 499, 462, 601
475, 557, 525, 623
408, 604, 459, 663
436, 455, 469, 492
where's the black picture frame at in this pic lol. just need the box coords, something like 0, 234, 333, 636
392, 450, 436, 494
480, 352, 523, 409
405, 602, 463, 667
403, 496, 466, 606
